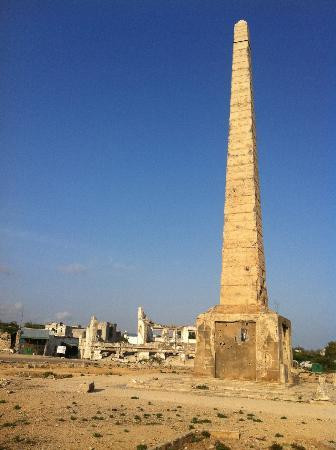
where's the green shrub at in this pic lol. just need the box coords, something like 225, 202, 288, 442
93, 432, 102, 438
42, 371, 55, 378
191, 417, 211, 424
215, 442, 231, 450
1, 422, 17, 428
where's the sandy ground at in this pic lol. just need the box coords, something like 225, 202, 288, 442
0, 355, 335, 450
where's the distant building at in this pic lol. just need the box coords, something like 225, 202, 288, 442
80, 316, 121, 359
45, 322, 85, 339
124, 332, 138, 345
137, 307, 196, 347
45, 322, 72, 337
71, 325, 86, 339
16, 327, 50, 355
46, 336, 79, 358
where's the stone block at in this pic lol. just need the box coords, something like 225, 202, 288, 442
211, 430, 240, 440
80, 381, 95, 393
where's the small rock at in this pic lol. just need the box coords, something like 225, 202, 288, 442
87, 382, 95, 393
79, 381, 95, 393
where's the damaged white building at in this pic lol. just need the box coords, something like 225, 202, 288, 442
137, 307, 196, 347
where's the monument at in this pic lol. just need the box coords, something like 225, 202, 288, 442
194, 20, 292, 382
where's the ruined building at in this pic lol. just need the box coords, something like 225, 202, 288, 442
80, 315, 120, 359
78, 309, 196, 361
45, 322, 86, 338
137, 307, 196, 347
194, 20, 292, 382
15, 327, 51, 355
45, 322, 72, 337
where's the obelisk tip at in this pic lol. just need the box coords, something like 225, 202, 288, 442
234, 20, 249, 43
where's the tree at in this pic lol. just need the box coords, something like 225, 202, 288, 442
324, 341, 336, 370
23, 322, 45, 329
0, 321, 19, 335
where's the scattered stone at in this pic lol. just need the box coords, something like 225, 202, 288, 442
332, 373, 336, 387
314, 376, 330, 401
79, 381, 95, 393
211, 430, 240, 440
0, 378, 10, 388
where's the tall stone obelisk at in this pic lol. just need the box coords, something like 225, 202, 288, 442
221, 20, 267, 311
194, 20, 292, 382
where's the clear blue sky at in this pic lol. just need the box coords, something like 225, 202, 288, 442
1, 1, 335, 348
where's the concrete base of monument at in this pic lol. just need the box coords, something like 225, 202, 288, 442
194, 305, 292, 383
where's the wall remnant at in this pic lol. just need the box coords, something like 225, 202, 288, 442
0, 331, 12, 352
137, 307, 196, 347
45, 322, 85, 339
80, 315, 121, 359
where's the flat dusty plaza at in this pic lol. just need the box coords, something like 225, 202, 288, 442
0, 355, 335, 449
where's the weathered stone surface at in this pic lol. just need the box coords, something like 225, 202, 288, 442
0, 331, 12, 352
314, 376, 330, 401
87, 381, 95, 393
211, 430, 240, 440
80, 381, 95, 393
194, 20, 292, 383
221, 20, 268, 310
194, 306, 292, 382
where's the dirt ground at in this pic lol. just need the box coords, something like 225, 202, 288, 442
0, 355, 335, 450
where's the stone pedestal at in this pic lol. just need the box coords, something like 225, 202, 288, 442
194, 305, 292, 382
